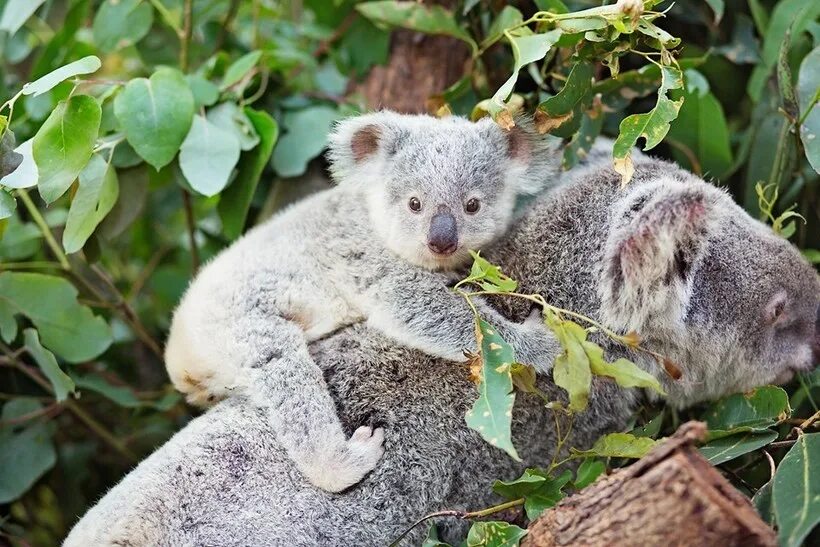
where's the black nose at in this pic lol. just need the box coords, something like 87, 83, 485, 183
428, 209, 458, 255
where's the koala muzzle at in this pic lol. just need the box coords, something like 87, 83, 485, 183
428, 209, 458, 255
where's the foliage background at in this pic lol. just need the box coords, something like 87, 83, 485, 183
0, 0, 817, 545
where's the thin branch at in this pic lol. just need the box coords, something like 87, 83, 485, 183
215, 0, 241, 52
181, 189, 200, 274
179, 0, 194, 71
0, 402, 63, 427
17, 189, 70, 270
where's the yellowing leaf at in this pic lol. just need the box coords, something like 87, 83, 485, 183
572, 432, 660, 459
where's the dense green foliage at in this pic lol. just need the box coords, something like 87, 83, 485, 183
0, 1, 817, 545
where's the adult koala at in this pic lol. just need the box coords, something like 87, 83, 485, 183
64, 149, 820, 546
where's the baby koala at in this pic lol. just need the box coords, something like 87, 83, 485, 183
164, 112, 561, 492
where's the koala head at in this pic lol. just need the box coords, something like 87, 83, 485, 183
327, 111, 561, 270
599, 172, 820, 406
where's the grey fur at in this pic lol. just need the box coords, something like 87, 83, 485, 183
65, 147, 819, 546
163, 112, 563, 493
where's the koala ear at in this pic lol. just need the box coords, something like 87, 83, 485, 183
601, 181, 717, 329
493, 117, 563, 195
327, 112, 399, 186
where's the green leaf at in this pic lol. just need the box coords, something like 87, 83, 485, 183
704, 0, 724, 23
0, 0, 46, 34
699, 430, 778, 465
702, 386, 790, 432
114, 68, 195, 170
772, 433, 820, 547
797, 46, 820, 174
465, 319, 520, 461
422, 523, 452, 547
538, 61, 593, 119
1, 139, 38, 189
23, 328, 75, 402
459, 251, 518, 293
22, 56, 102, 98
62, 154, 119, 253
0, 272, 112, 362
545, 315, 590, 412
747, 0, 820, 101
272, 106, 338, 178
186, 74, 220, 109
207, 102, 260, 151
573, 458, 605, 489
179, 114, 241, 196
631, 410, 665, 438
715, 15, 760, 64
218, 108, 278, 239
493, 468, 548, 499
572, 432, 660, 459
523, 470, 572, 519
666, 80, 733, 180
221, 50, 263, 90
0, 400, 56, 504
484, 6, 523, 48
466, 521, 527, 547
584, 344, 665, 395
491, 31, 563, 114
92, 0, 154, 52
33, 95, 101, 203
356, 1, 477, 53
73, 374, 179, 410
0, 190, 15, 220
753, 479, 775, 525
613, 65, 684, 185
0, 214, 41, 262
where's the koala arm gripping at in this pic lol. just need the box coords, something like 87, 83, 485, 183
236, 313, 384, 493
362, 270, 559, 372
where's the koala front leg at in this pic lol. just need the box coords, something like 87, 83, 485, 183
363, 270, 559, 371
239, 315, 384, 493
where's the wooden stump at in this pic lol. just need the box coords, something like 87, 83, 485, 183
522, 422, 777, 547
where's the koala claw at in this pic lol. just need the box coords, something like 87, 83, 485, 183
304, 426, 385, 493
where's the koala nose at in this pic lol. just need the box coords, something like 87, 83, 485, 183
428, 208, 458, 255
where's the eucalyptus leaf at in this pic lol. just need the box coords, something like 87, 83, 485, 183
797, 46, 820, 174
0, 0, 47, 35
702, 386, 790, 431
356, 1, 477, 53
465, 319, 520, 461
466, 521, 527, 547
22, 56, 102, 98
218, 108, 278, 239
0, 272, 112, 362
207, 102, 260, 151
0, 400, 56, 504
272, 106, 338, 178
699, 430, 778, 465
179, 115, 241, 197
772, 433, 820, 547
573, 458, 605, 489
114, 68, 195, 170
92, 0, 154, 52
572, 432, 660, 459
491, 31, 563, 114
0, 191, 15, 219
221, 50, 263, 90
63, 154, 120, 254
33, 95, 101, 203
23, 328, 75, 402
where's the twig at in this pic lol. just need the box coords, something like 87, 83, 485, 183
181, 189, 200, 274
387, 499, 525, 547
215, 0, 241, 52
17, 189, 70, 270
179, 0, 194, 71
0, 402, 63, 427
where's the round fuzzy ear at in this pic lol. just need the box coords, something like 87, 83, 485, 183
499, 117, 563, 195
350, 124, 382, 163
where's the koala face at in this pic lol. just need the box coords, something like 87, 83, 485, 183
599, 172, 820, 407
328, 112, 561, 270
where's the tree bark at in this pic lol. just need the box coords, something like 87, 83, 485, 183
523, 422, 777, 547
354, 1, 470, 113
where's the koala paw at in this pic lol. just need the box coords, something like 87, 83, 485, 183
304, 426, 385, 493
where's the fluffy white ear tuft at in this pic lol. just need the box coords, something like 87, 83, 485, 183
494, 117, 564, 195
326, 111, 399, 187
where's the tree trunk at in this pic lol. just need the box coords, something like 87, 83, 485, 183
354, 1, 470, 113
523, 422, 777, 547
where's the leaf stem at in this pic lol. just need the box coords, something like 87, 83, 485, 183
179, 0, 194, 72
181, 189, 200, 274
17, 189, 70, 270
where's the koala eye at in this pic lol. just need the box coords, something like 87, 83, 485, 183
408, 197, 422, 212
465, 198, 480, 214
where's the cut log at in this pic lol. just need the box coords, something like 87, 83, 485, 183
522, 422, 777, 547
